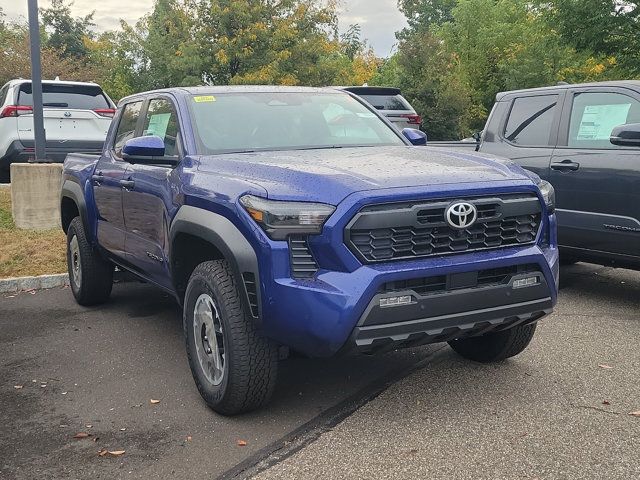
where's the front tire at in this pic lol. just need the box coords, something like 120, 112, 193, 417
184, 260, 278, 415
66, 217, 113, 306
448, 323, 537, 363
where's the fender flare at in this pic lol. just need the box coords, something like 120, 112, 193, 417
169, 205, 261, 319
60, 179, 89, 234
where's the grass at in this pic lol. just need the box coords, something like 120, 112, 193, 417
0, 188, 67, 278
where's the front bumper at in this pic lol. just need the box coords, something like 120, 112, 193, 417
260, 240, 559, 357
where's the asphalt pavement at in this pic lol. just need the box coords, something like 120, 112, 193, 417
252, 263, 640, 480
0, 280, 437, 479
1, 263, 638, 480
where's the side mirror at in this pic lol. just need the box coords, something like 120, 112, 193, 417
122, 135, 166, 159
472, 131, 483, 142
610, 123, 640, 147
402, 128, 427, 146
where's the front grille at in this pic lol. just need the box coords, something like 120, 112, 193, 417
380, 264, 540, 296
289, 236, 319, 278
346, 194, 542, 263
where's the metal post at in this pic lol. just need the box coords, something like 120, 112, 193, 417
27, 0, 46, 162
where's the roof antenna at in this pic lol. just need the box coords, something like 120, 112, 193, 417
54, 76, 60, 81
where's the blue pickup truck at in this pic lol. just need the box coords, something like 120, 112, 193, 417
60, 86, 559, 415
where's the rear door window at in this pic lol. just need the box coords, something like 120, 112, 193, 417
114, 101, 143, 157
568, 91, 640, 149
504, 95, 559, 146
359, 94, 410, 111
142, 98, 180, 157
17, 83, 110, 109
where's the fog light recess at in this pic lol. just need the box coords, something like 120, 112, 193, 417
380, 295, 413, 308
512, 276, 540, 289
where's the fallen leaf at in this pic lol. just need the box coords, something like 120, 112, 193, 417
73, 432, 90, 439
14, 385, 23, 390
602, 400, 611, 405
186, 436, 192, 442
120, 428, 126, 431
108, 450, 125, 456
98, 449, 108, 457
629, 411, 640, 417
237, 440, 247, 447
93, 437, 99, 443
40, 384, 47, 388
86, 424, 93, 429
31, 379, 37, 383
598, 364, 613, 369
150, 399, 161, 404
61, 392, 68, 395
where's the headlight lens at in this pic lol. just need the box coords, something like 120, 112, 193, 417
240, 195, 336, 240
538, 180, 555, 213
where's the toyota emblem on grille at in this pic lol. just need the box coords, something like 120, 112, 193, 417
445, 201, 477, 229
64, 111, 72, 117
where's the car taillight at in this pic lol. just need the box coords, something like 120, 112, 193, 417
402, 114, 422, 125
93, 108, 116, 118
0, 105, 33, 118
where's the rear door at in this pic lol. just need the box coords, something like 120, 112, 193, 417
123, 96, 182, 289
479, 92, 563, 179
549, 87, 640, 257
16, 83, 113, 147
93, 100, 142, 259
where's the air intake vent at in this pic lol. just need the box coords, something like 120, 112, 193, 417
242, 272, 259, 318
289, 236, 319, 279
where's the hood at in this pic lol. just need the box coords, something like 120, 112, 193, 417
196, 146, 534, 205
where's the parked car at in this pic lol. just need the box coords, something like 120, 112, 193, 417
60, 86, 558, 415
428, 81, 640, 270
0, 79, 115, 182
337, 86, 422, 130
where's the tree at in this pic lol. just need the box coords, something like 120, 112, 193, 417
40, 0, 95, 58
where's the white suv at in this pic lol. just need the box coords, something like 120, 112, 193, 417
0, 79, 115, 182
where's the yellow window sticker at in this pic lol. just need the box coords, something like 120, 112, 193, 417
193, 95, 216, 103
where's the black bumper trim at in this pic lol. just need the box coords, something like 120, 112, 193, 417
350, 298, 552, 354
1, 140, 104, 168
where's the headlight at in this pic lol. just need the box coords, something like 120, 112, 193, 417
240, 195, 336, 240
538, 180, 555, 213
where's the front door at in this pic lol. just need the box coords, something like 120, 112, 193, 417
93, 100, 143, 258
123, 97, 182, 289
550, 88, 640, 258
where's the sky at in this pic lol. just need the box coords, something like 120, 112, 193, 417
2, 0, 407, 57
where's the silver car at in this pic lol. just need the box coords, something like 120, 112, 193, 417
338, 86, 422, 130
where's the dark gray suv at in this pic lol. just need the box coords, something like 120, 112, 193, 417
475, 81, 640, 270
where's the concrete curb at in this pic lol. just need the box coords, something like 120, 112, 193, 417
0, 273, 69, 294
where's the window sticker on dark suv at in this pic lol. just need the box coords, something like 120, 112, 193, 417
568, 92, 640, 149
504, 95, 558, 146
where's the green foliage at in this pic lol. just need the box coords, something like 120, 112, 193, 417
390, 0, 640, 139
40, 0, 95, 58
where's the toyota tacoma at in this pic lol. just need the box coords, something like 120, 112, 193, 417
60, 86, 559, 415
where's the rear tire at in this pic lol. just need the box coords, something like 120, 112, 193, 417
184, 260, 278, 415
448, 323, 537, 363
66, 217, 113, 306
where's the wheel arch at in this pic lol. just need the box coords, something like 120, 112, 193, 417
60, 180, 88, 235
169, 205, 261, 321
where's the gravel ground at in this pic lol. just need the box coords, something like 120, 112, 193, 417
253, 263, 640, 480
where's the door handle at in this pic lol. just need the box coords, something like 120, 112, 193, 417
120, 179, 135, 190
551, 160, 580, 172
91, 172, 104, 184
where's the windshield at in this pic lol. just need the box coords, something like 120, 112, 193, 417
189, 92, 405, 155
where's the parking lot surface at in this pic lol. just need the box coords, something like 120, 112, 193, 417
253, 263, 640, 480
1, 263, 638, 480
0, 280, 436, 479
